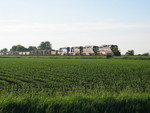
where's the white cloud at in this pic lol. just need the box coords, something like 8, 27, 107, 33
0, 20, 150, 33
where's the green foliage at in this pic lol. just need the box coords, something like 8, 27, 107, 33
38, 41, 52, 50
0, 58, 149, 112
142, 52, 149, 56
27, 46, 37, 51
66, 47, 70, 54
114, 56, 150, 60
10, 45, 28, 52
114, 51, 121, 56
106, 54, 113, 59
0, 58, 149, 93
0, 48, 8, 52
0, 94, 149, 113
138, 53, 149, 56
125, 50, 134, 56
2, 55, 149, 60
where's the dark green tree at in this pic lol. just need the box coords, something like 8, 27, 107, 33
79, 46, 83, 55
125, 50, 134, 56
142, 53, 149, 56
10, 45, 28, 52
0, 48, 8, 52
38, 41, 52, 50
17, 45, 28, 51
10, 45, 17, 51
114, 51, 121, 56
28, 46, 37, 51
67, 47, 70, 55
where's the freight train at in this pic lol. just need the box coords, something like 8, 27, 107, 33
0, 50, 58, 56
0, 44, 121, 56
59, 44, 121, 56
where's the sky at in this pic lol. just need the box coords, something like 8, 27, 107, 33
0, 0, 150, 54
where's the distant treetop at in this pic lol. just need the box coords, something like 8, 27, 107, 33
38, 41, 52, 50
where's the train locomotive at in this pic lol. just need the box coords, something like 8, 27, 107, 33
58, 44, 121, 56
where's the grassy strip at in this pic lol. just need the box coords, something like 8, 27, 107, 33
0, 56, 106, 59
114, 56, 150, 60
0, 93, 149, 113
0, 55, 150, 60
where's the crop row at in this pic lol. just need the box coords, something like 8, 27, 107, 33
0, 58, 149, 95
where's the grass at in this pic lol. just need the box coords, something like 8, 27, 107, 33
0, 55, 150, 60
0, 93, 149, 113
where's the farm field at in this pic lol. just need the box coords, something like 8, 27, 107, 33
0, 57, 149, 113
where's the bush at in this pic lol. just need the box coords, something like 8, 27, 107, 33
106, 54, 113, 59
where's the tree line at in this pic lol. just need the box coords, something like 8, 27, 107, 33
125, 50, 149, 56
0, 41, 52, 52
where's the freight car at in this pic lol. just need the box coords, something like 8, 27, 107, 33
0, 50, 58, 56
58, 47, 71, 55
71, 46, 83, 55
82, 46, 99, 55
58, 46, 83, 56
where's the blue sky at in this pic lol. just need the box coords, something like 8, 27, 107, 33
0, 0, 150, 54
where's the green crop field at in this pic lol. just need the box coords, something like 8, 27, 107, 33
0, 57, 149, 113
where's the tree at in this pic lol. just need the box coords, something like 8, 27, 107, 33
125, 50, 134, 56
114, 51, 121, 56
142, 53, 149, 56
79, 46, 83, 55
38, 41, 52, 50
67, 47, 70, 55
28, 46, 37, 51
10, 45, 17, 51
0, 48, 8, 52
17, 45, 28, 51
10, 45, 28, 52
